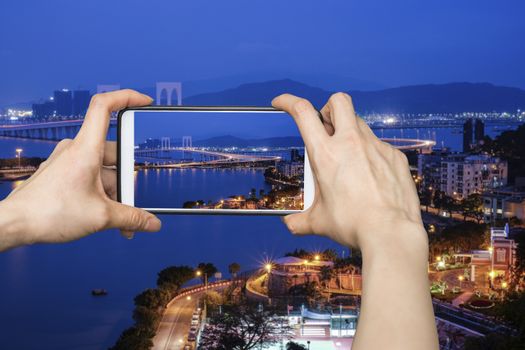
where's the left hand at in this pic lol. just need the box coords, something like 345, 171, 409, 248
1, 89, 161, 251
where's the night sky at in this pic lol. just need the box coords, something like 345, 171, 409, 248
135, 111, 300, 142
1, 0, 524, 106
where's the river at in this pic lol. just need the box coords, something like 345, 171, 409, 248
0, 122, 518, 349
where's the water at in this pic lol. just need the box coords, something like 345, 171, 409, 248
0, 122, 519, 350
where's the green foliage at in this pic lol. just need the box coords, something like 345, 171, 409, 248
482, 124, 525, 183
134, 288, 171, 309
286, 341, 307, 350
109, 326, 155, 350
430, 222, 488, 255
197, 262, 219, 279
156, 265, 194, 290
228, 262, 241, 277
199, 304, 290, 350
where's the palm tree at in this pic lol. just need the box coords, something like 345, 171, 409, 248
228, 262, 241, 279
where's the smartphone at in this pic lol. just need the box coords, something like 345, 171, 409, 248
117, 106, 314, 215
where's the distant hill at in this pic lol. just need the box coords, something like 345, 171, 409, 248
192, 135, 303, 147
184, 80, 525, 113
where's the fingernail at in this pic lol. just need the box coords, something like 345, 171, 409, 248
126, 233, 134, 240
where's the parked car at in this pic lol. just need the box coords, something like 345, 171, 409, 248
187, 332, 196, 341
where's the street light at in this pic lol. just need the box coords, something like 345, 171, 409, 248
265, 263, 272, 273
16, 148, 23, 168
458, 275, 464, 289
314, 254, 320, 261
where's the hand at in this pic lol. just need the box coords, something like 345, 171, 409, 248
273, 93, 427, 254
273, 93, 438, 350
0, 89, 161, 252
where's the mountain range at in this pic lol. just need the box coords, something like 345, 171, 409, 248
183, 80, 525, 114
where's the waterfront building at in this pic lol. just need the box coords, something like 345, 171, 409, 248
454, 225, 516, 287
441, 154, 507, 199
419, 152, 507, 199
266, 256, 361, 296
32, 100, 55, 119
54, 89, 73, 117
483, 184, 525, 223
72, 90, 91, 116
463, 118, 485, 152
277, 161, 304, 178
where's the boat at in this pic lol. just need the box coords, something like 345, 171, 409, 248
91, 289, 108, 296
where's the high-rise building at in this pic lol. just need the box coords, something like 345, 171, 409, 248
463, 118, 485, 152
54, 89, 73, 117
419, 152, 508, 199
290, 149, 302, 162
440, 154, 507, 199
73, 90, 91, 116
32, 101, 56, 119
463, 118, 473, 152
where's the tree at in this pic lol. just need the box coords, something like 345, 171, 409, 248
134, 288, 170, 310
199, 304, 291, 350
229, 262, 241, 278
286, 342, 307, 350
197, 262, 219, 281
109, 326, 154, 350
157, 265, 194, 290
462, 193, 484, 223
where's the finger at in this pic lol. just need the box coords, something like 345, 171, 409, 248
108, 202, 162, 232
318, 106, 335, 136
282, 212, 313, 235
103, 141, 117, 166
101, 167, 117, 200
76, 89, 153, 149
121, 230, 135, 240
272, 94, 328, 151
323, 93, 359, 137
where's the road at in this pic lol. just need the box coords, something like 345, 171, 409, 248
153, 290, 203, 350
152, 283, 230, 350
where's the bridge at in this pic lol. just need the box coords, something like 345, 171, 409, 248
136, 147, 282, 168
0, 119, 117, 140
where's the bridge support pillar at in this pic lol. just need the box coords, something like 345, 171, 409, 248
51, 128, 58, 141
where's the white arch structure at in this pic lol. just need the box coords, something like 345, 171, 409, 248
156, 82, 182, 106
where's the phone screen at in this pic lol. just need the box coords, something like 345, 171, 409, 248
132, 110, 305, 211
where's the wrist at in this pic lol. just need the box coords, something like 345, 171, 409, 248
359, 220, 429, 268
0, 197, 30, 251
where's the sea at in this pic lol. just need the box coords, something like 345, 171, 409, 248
0, 122, 519, 349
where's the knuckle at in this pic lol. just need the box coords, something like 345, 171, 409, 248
291, 98, 313, 116
89, 93, 107, 108
329, 92, 351, 106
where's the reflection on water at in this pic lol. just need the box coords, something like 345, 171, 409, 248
0, 123, 519, 350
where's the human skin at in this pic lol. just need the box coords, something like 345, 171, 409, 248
0, 89, 161, 251
0, 89, 438, 350
272, 93, 439, 350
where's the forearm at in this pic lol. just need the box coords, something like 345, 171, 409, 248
0, 198, 29, 252
353, 222, 439, 350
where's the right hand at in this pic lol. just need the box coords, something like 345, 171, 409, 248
273, 93, 427, 254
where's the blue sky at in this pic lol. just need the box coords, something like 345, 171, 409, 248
1, 0, 524, 105
135, 111, 300, 142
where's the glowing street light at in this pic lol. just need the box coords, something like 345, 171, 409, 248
314, 254, 320, 261
265, 263, 272, 273
489, 270, 496, 279
15, 148, 23, 168
437, 261, 446, 269
458, 275, 464, 289
502, 281, 508, 289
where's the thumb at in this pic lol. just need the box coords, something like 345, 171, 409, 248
108, 202, 162, 233
282, 212, 312, 235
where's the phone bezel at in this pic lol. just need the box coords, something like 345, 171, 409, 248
117, 106, 314, 215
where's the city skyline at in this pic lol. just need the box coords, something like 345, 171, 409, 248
1, 1, 525, 106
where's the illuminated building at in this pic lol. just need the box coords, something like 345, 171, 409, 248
54, 89, 73, 117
